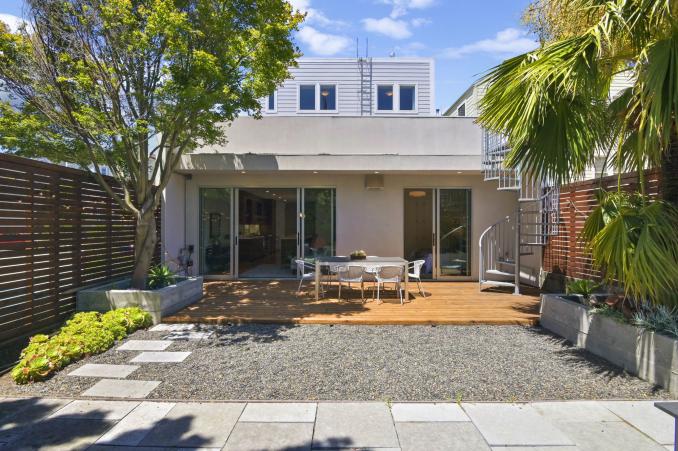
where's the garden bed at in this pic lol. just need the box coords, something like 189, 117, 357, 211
541, 294, 678, 396
77, 277, 203, 324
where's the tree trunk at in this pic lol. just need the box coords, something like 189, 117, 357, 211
662, 134, 678, 207
131, 209, 157, 289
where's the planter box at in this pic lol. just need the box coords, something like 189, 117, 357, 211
541, 294, 678, 395
76, 277, 203, 324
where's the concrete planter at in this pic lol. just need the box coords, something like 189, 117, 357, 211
77, 277, 203, 324
541, 293, 678, 395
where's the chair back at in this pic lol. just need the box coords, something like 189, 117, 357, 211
410, 260, 425, 277
295, 259, 312, 275
337, 265, 364, 280
377, 265, 403, 280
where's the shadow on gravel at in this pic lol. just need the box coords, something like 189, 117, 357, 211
210, 323, 297, 346
0, 397, 211, 449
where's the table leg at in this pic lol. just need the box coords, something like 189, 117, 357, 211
404, 265, 409, 303
315, 261, 320, 301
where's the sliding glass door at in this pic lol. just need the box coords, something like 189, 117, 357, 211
302, 188, 335, 259
199, 188, 233, 276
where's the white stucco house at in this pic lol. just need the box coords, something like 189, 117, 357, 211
161, 57, 544, 288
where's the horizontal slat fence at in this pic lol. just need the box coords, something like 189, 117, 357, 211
0, 153, 160, 367
542, 169, 661, 286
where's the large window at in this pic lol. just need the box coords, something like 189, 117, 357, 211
303, 188, 336, 258
299, 85, 315, 110
267, 92, 276, 111
319, 85, 336, 110
400, 85, 415, 111
377, 85, 394, 110
199, 188, 232, 275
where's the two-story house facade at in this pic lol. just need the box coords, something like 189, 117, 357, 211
161, 57, 521, 282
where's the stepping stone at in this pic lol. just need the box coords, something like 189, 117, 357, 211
68, 364, 139, 378
224, 422, 314, 451
139, 402, 245, 448
240, 403, 317, 422
131, 351, 191, 363
118, 340, 172, 351
392, 403, 469, 422
150, 323, 197, 332
164, 331, 214, 341
50, 400, 138, 420
463, 403, 574, 447
313, 402, 399, 449
82, 379, 161, 398
96, 401, 175, 446
397, 422, 490, 451
602, 401, 675, 445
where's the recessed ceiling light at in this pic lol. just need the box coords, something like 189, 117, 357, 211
313, 171, 318, 174
241, 171, 246, 174
374, 171, 380, 174
457, 171, 463, 174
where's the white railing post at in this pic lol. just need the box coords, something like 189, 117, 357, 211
514, 209, 521, 295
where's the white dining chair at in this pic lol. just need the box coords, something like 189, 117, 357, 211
336, 265, 365, 302
408, 259, 427, 298
295, 259, 323, 297
375, 265, 404, 305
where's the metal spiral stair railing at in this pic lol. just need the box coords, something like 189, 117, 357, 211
479, 129, 560, 294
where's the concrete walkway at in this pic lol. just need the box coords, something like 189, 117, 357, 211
0, 398, 673, 450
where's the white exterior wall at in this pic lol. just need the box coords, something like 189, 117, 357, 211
264, 58, 435, 116
169, 172, 519, 280
161, 173, 186, 261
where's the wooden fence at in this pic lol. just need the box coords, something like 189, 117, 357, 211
542, 169, 661, 286
0, 153, 160, 367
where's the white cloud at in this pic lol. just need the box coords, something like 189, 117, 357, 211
297, 26, 351, 56
393, 41, 427, 56
379, 0, 436, 18
410, 17, 431, 28
440, 28, 538, 59
0, 14, 25, 32
288, 0, 348, 30
362, 17, 412, 39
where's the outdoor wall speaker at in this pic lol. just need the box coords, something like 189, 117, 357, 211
364, 174, 384, 190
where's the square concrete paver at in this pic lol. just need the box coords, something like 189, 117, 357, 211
557, 420, 667, 450
68, 363, 139, 378
164, 331, 214, 341
0, 398, 71, 443
463, 403, 574, 447
602, 401, 675, 445
150, 323, 197, 332
396, 422, 490, 451
82, 379, 161, 398
50, 400, 139, 420
392, 403, 469, 422
239, 403, 316, 422
9, 418, 114, 451
490, 448, 578, 451
131, 351, 191, 363
96, 402, 176, 446
139, 402, 245, 448
223, 422, 314, 451
117, 340, 172, 351
313, 402, 399, 449
532, 401, 620, 423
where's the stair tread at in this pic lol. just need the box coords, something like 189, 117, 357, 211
486, 269, 514, 277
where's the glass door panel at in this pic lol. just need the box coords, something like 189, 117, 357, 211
403, 189, 434, 279
199, 188, 232, 276
238, 188, 298, 278
438, 189, 471, 277
303, 188, 336, 260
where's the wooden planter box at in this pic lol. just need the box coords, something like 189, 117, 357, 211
541, 294, 678, 395
76, 277, 203, 324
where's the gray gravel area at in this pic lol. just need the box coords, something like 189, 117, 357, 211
1, 324, 671, 401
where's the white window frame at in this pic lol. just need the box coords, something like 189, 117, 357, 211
297, 82, 339, 113
265, 91, 277, 113
375, 83, 418, 114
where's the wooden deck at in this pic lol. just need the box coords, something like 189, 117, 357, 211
163, 280, 542, 325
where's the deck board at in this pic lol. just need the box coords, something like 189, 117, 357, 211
163, 280, 542, 325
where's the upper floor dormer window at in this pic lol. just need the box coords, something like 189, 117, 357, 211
266, 91, 276, 112
457, 103, 465, 117
377, 85, 394, 111
400, 85, 415, 111
377, 84, 416, 112
298, 83, 338, 112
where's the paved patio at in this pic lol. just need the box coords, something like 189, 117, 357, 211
0, 397, 673, 450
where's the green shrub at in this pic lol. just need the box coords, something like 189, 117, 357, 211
12, 307, 152, 384
147, 265, 176, 289
566, 279, 601, 304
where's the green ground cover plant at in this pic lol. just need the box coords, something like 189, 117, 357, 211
11, 307, 152, 384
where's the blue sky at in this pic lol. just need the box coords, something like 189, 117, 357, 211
0, 0, 536, 111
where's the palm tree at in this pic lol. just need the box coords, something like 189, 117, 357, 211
477, 0, 678, 305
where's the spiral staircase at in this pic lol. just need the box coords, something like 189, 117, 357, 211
479, 130, 560, 294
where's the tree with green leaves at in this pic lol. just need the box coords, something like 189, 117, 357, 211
478, 0, 678, 305
0, 0, 302, 288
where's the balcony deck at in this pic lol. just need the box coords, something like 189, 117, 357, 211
163, 280, 542, 326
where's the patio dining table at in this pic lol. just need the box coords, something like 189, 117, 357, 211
314, 256, 409, 302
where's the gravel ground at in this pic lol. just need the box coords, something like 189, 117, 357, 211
0, 324, 672, 401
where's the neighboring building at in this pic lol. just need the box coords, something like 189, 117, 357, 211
443, 82, 486, 118
161, 57, 540, 289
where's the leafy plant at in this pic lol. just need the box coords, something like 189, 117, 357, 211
590, 304, 626, 323
566, 279, 600, 303
632, 305, 678, 339
11, 307, 152, 384
147, 265, 177, 290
